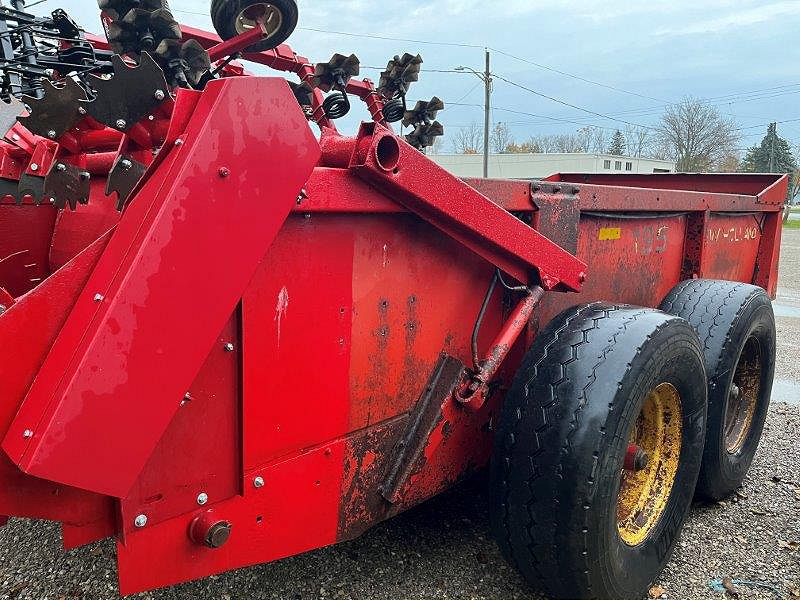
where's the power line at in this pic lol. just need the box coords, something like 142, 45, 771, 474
488, 47, 667, 103
492, 74, 657, 129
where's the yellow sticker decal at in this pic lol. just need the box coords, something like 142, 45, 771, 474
599, 227, 622, 241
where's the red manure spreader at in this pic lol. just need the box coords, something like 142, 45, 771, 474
0, 0, 787, 597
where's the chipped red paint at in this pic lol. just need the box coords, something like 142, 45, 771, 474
0, 22, 790, 597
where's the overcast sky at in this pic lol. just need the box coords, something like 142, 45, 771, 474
26, 0, 800, 152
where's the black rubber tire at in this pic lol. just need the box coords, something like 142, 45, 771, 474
211, 0, 299, 52
490, 303, 708, 600
660, 280, 776, 501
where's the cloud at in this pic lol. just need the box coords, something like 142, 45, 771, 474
655, 1, 800, 35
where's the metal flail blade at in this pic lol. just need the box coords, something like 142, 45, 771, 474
402, 96, 445, 129
149, 8, 182, 44
83, 53, 170, 131
0, 97, 25, 138
155, 38, 210, 88
43, 161, 91, 210
0, 178, 21, 204
378, 53, 423, 99
312, 54, 360, 92
17, 78, 88, 139
405, 121, 444, 151
106, 154, 146, 211
98, 0, 170, 12
18, 172, 46, 204
289, 81, 313, 106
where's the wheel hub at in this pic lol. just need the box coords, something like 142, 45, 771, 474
724, 336, 762, 454
235, 3, 283, 37
617, 382, 683, 547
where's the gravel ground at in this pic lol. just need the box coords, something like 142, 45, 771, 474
1, 234, 799, 600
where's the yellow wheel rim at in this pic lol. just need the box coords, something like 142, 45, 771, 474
617, 382, 683, 547
724, 337, 761, 454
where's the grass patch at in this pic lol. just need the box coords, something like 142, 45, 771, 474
783, 219, 800, 229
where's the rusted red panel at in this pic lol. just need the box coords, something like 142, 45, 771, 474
537, 213, 687, 326
700, 213, 762, 283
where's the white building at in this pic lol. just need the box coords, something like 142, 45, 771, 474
430, 153, 676, 179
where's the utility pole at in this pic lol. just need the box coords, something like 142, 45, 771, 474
483, 50, 491, 179
455, 50, 493, 178
769, 122, 777, 173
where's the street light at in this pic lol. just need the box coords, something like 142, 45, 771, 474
455, 51, 492, 178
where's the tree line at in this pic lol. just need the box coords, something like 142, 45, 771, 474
447, 97, 799, 180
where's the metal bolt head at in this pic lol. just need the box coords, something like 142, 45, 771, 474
174, 138, 184, 146
134, 514, 148, 528
218, 167, 230, 178
78, 106, 87, 115
22, 429, 33, 439
197, 492, 209, 506
253, 476, 265, 489
56, 163, 67, 172
116, 119, 127, 129
120, 159, 132, 171
29, 163, 38, 172
0, 304, 7, 314
93, 293, 104, 302
11, 134, 19, 141
47, 130, 56, 139
224, 342, 235, 352
154, 89, 166, 101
